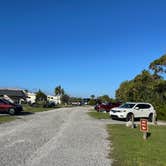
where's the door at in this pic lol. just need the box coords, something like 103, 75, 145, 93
135, 104, 151, 118
0, 100, 9, 112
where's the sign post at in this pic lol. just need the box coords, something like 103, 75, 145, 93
140, 119, 148, 140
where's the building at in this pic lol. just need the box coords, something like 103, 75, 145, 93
0, 88, 27, 104
26, 93, 61, 105
26, 92, 36, 104
47, 95, 61, 104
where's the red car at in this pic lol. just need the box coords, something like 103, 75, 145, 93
0, 98, 23, 115
95, 102, 121, 112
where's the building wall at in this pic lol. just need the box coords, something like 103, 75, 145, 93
26, 92, 36, 104
47, 95, 61, 104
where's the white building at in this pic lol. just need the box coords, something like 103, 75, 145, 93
26, 92, 61, 105
47, 95, 61, 104
26, 92, 36, 104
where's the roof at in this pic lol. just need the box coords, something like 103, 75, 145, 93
126, 102, 152, 105
0, 89, 26, 98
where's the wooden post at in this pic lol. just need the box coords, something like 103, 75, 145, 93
131, 114, 135, 128
143, 132, 147, 140
152, 113, 157, 125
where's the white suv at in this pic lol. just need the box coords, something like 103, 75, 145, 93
109, 102, 156, 122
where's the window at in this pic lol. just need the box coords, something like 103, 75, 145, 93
0, 100, 4, 104
120, 103, 135, 108
136, 104, 151, 109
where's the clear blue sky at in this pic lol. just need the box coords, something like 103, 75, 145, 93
1, 0, 166, 98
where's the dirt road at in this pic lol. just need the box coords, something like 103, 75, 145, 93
0, 107, 112, 166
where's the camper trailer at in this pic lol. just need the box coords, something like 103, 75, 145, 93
47, 95, 61, 104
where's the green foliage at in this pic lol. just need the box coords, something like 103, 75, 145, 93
54, 85, 64, 96
149, 54, 166, 75
88, 99, 96, 105
35, 90, 47, 103
97, 95, 113, 103
116, 54, 166, 120
61, 94, 70, 104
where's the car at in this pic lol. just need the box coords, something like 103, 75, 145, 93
43, 101, 56, 108
109, 102, 156, 122
0, 98, 23, 115
95, 102, 121, 112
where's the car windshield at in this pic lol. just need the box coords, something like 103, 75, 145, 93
0, 99, 13, 105
120, 103, 135, 108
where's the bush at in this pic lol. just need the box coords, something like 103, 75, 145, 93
88, 99, 96, 105
155, 104, 166, 120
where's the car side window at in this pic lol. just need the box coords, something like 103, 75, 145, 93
136, 104, 150, 109
0, 100, 4, 104
143, 104, 151, 109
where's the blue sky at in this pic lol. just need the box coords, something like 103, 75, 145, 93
1, 0, 166, 98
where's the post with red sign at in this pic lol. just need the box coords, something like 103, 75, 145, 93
140, 119, 148, 140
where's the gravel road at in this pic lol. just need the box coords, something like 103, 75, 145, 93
0, 107, 112, 166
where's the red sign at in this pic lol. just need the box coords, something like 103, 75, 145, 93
140, 119, 148, 132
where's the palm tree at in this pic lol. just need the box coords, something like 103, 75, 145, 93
90, 95, 95, 99
55, 85, 64, 96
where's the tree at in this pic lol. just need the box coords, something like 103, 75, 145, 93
149, 54, 166, 76
36, 90, 47, 103
116, 55, 166, 120
116, 80, 132, 102
97, 95, 111, 103
90, 95, 95, 99
116, 70, 157, 102
61, 94, 70, 105
88, 99, 96, 105
54, 85, 64, 96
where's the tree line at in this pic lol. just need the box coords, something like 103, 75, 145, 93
116, 54, 166, 120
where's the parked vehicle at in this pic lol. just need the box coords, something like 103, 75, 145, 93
109, 102, 156, 122
0, 98, 23, 115
43, 101, 56, 108
95, 102, 121, 112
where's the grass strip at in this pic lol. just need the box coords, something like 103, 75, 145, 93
22, 104, 55, 113
87, 111, 110, 119
107, 124, 166, 166
0, 116, 17, 124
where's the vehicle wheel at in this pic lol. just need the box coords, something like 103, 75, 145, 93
148, 113, 153, 122
8, 108, 16, 115
126, 113, 133, 122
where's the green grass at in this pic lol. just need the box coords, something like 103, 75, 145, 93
87, 111, 110, 119
0, 104, 63, 124
107, 124, 166, 166
0, 116, 17, 124
22, 104, 56, 113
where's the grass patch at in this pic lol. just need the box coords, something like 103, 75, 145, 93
107, 124, 166, 166
0, 116, 17, 124
87, 111, 110, 119
22, 104, 56, 113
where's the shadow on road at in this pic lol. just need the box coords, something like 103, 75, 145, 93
16, 111, 34, 116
